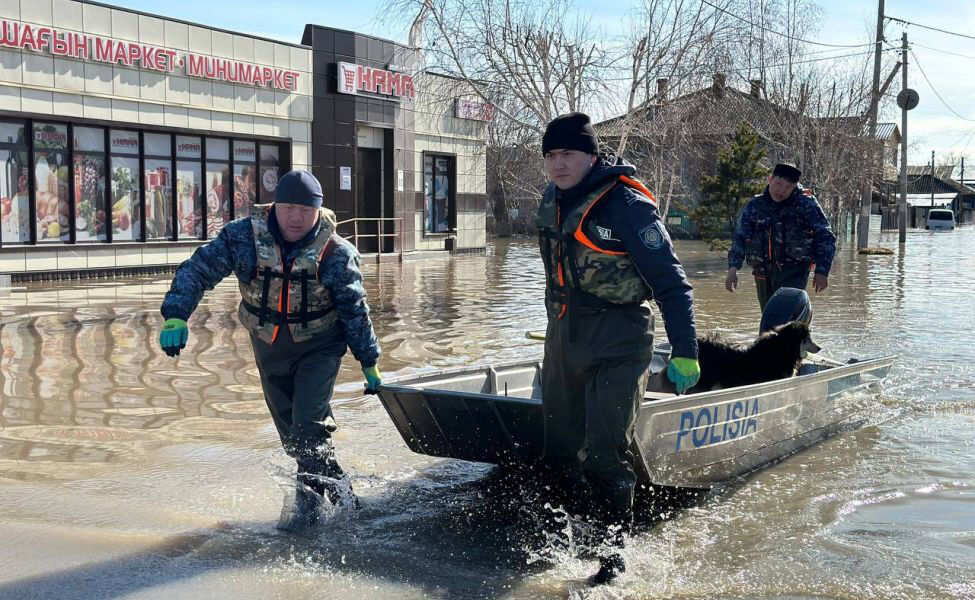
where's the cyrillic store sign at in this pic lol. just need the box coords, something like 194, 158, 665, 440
454, 97, 495, 121
338, 62, 415, 101
0, 19, 301, 92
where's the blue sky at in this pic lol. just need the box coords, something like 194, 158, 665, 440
113, 0, 975, 169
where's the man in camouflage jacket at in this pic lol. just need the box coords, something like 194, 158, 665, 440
726, 162, 837, 310
158, 170, 382, 531
537, 113, 700, 584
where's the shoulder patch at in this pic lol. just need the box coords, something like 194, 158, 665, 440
620, 185, 654, 207
638, 221, 668, 249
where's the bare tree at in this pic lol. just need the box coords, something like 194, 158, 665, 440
382, 0, 883, 239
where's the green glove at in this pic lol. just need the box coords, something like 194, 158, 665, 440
667, 357, 701, 395
159, 318, 189, 357
363, 365, 382, 393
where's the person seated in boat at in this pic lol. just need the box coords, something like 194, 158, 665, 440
536, 112, 700, 584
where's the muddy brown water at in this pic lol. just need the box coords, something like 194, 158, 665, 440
0, 228, 972, 599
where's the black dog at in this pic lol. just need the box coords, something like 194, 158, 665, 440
651, 321, 821, 394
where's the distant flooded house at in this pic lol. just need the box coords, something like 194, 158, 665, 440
880, 165, 975, 228
595, 76, 891, 237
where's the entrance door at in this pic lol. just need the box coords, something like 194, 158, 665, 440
356, 148, 382, 253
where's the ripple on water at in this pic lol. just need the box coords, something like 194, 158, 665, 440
0, 233, 974, 598
0, 425, 167, 450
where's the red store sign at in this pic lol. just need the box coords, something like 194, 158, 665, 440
454, 97, 495, 122
338, 62, 415, 101
0, 19, 301, 92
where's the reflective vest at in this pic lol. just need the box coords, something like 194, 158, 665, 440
744, 189, 816, 273
237, 204, 339, 344
536, 175, 655, 320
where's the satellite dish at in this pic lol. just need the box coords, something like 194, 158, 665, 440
897, 89, 919, 111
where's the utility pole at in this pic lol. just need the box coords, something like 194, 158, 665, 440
899, 31, 908, 243
951, 156, 965, 216
931, 150, 935, 207
859, 0, 885, 249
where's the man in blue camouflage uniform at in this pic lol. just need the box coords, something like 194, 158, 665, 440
158, 170, 382, 531
536, 112, 701, 585
726, 162, 836, 310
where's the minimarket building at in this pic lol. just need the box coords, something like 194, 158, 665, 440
0, 0, 489, 279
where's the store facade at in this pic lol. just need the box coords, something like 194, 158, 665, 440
0, 0, 311, 277
302, 25, 489, 255
0, 2, 488, 279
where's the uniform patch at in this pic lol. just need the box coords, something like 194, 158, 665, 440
639, 222, 666, 249
596, 226, 614, 240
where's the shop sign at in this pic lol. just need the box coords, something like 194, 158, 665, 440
110, 131, 140, 154
33, 126, 67, 149
234, 143, 256, 161
454, 97, 494, 121
338, 62, 415, 101
0, 19, 301, 92
175, 137, 202, 159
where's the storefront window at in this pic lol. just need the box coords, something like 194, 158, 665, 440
205, 138, 230, 237
258, 143, 280, 204
233, 141, 256, 218
144, 133, 172, 240
0, 121, 29, 244
72, 126, 107, 242
176, 136, 203, 239
33, 123, 70, 242
0, 121, 288, 247
424, 154, 453, 233
109, 130, 140, 241
144, 159, 172, 240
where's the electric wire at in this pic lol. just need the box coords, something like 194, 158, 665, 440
909, 41, 975, 62
909, 48, 975, 123
698, 0, 877, 49
886, 15, 975, 43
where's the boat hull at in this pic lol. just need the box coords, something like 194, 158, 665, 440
376, 355, 894, 489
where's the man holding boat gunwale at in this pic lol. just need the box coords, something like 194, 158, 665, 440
157, 170, 382, 532
535, 112, 701, 584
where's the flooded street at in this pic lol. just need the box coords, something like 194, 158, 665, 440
1, 227, 973, 599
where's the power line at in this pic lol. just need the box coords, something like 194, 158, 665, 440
698, 0, 877, 49
597, 48, 883, 82
909, 48, 975, 123
945, 123, 975, 149
886, 15, 975, 42
910, 41, 975, 62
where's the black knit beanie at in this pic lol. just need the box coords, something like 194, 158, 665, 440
542, 112, 599, 156
275, 170, 324, 208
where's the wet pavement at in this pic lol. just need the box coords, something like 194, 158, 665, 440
0, 227, 972, 599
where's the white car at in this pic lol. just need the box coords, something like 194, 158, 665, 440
927, 209, 955, 230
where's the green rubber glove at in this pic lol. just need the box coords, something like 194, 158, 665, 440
363, 365, 382, 393
159, 318, 189, 357
667, 357, 701, 395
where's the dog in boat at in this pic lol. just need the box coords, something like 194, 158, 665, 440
651, 321, 821, 394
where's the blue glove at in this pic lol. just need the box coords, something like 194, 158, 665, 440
159, 318, 189, 357
363, 365, 382, 393
667, 357, 701, 395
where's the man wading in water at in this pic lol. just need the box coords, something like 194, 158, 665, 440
158, 170, 382, 531
725, 162, 836, 310
535, 113, 701, 584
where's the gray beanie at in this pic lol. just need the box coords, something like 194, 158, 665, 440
275, 170, 323, 208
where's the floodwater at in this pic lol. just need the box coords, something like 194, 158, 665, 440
0, 227, 973, 599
